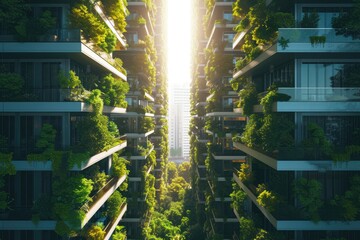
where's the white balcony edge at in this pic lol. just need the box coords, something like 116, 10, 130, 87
13, 142, 127, 171
82, 175, 127, 228
72, 142, 127, 171
0, 220, 56, 230
233, 173, 360, 230
104, 203, 127, 240
233, 142, 360, 171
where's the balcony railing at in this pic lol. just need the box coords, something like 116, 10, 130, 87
277, 87, 360, 102
0, 88, 86, 102
0, 28, 81, 42
278, 28, 360, 45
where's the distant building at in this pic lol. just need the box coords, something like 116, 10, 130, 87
169, 85, 190, 159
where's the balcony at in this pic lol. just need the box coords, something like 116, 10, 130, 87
11, 141, 127, 171
233, 28, 360, 79
103, 203, 127, 240
278, 28, 360, 53
80, 175, 127, 229
233, 173, 360, 231
233, 142, 360, 171
0, 29, 126, 80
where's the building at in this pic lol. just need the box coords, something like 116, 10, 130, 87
231, 0, 360, 239
0, 0, 168, 239
0, 1, 129, 239
190, 0, 245, 238
169, 85, 191, 160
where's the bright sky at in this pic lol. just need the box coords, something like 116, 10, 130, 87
166, 0, 192, 88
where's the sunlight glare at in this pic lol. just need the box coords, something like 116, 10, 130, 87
167, 0, 192, 88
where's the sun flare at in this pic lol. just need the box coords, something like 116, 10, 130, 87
166, 0, 192, 88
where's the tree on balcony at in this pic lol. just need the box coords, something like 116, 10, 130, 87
332, 0, 360, 40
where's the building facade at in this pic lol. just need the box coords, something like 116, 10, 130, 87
0, 0, 168, 239
231, 0, 360, 239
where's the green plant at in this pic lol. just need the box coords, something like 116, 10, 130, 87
15, 10, 56, 41
112, 226, 127, 240
309, 36, 326, 47
111, 154, 129, 177
101, 0, 129, 33
0, 72, 24, 101
238, 163, 253, 183
257, 189, 277, 213
294, 178, 323, 221
278, 36, 289, 50
300, 12, 319, 28
86, 223, 106, 240
302, 123, 332, 158
105, 190, 126, 219
53, 175, 93, 230
98, 74, 129, 108
138, 16, 146, 25
238, 84, 258, 116
69, 4, 116, 53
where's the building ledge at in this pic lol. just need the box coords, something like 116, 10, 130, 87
0, 220, 56, 230
129, 146, 155, 160
212, 153, 246, 161
0, 102, 126, 113
126, 130, 154, 138
206, 111, 245, 117
13, 142, 127, 171
80, 175, 127, 229
0, 42, 126, 80
233, 173, 360, 230
233, 142, 360, 171
104, 203, 127, 240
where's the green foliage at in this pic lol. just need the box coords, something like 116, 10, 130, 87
257, 189, 277, 213
70, 3, 116, 53
168, 177, 190, 202
87, 89, 104, 114
0, 72, 24, 101
309, 35, 326, 47
111, 154, 129, 178
178, 162, 191, 183
0, 0, 27, 31
241, 114, 262, 148
333, 0, 360, 39
239, 217, 257, 240
0, 153, 15, 176
53, 175, 93, 230
93, 171, 109, 191
167, 162, 178, 182
302, 123, 332, 157
86, 223, 106, 240
300, 11, 319, 28
32, 194, 52, 222
15, 10, 56, 41
332, 145, 360, 162
112, 226, 127, 240
58, 70, 82, 89
329, 175, 360, 221
145, 211, 181, 239
105, 190, 126, 219
259, 114, 294, 153
36, 124, 56, 151
98, 74, 129, 108
294, 178, 323, 221
164, 201, 183, 226
238, 163, 253, 183
101, 0, 129, 33
230, 183, 247, 214
238, 83, 258, 116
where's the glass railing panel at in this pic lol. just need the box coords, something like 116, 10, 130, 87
278, 87, 360, 102
278, 28, 360, 44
